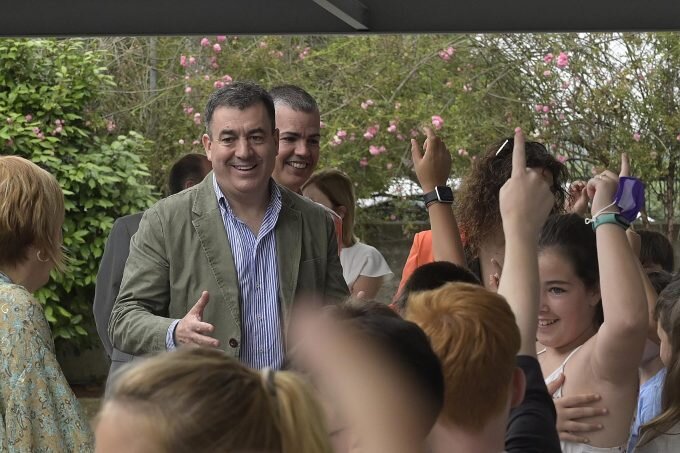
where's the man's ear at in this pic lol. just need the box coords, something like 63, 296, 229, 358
510, 366, 527, 409
202, 134, 213, 161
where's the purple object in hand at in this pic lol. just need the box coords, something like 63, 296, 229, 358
614, 177, 645, 222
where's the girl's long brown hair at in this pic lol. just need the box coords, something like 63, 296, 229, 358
638, 278, 680, 446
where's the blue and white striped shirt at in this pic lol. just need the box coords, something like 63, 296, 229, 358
166, 176, 285, 369
213, 175, 284, 369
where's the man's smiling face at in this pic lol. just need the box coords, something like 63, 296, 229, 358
202, 103, 278, 199
272, 105, 320, 193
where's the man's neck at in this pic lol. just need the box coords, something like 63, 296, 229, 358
429, 417, 505, 453
220, 181, 273, 236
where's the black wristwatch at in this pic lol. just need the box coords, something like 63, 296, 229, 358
423, 186, 454, 208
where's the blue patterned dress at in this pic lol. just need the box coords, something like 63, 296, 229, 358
0, 273, 93, 452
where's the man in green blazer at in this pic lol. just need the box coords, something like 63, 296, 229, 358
109, 81, 349, 369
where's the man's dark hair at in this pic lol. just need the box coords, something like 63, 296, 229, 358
639, 230, 675, 273
327, 301, 444, 433
168, 153, 210, 195
269, 85, 318, 113
204, 81, 275, 136
395, 262, 481, 314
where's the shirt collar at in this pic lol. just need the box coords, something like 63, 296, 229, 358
212, 174, 282, 217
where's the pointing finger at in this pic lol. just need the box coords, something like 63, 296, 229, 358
191, 291, 210, 320
511, 127, 526, 178
620, 153, 630, 177
410, 139, 423, 165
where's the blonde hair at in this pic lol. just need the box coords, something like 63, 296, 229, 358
0, 155, 65, 271
106, 348, 332, 453
302, 169, 357, 247
405, 283, 520, 431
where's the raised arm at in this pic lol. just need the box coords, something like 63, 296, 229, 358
411, 128, 466, 267
497, 128, 554, 357
589, 158, 648, 382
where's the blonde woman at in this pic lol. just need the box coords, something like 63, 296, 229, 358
0, 156, 93, 451
302, 169, 392, 299
95, 347, 333, 453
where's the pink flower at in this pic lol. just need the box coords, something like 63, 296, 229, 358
36, 132, 45, 140
200, 38, 211, 47
32, 127, 41, 135
216, 35, 227, 42
189, 56, 196, 65
193, 140, 200, 145
557, 154, 567, 163
106, 120, 116, 132
222, 74, 233, 84
676, 134, 680, 142
633, 132, 641, 142
359, 157, 369, 168
330, 136, 343, 146
259, 41, 268, 48
184, 75, 190, 80
184, 107, 194, 115
53, 126, 63, 134
396, 134, 405, 141
543, 119, 550, 126
270, 50, 284, 59
361, 99, 374, 110
543, 53, 554, 64
386, 162, 394, 170
369, 145, 387, 156
320, 121, 326, 129
24, 114, 33, 121
458, 148, 468, 157
178, 139, 185, 145
180, 55, 187, 67
349, 133, 356, 141
431, 115, 444, 130
543, 105, 550, 113
193, 113, 202, 125
336, 130, 347, 138
410, 129, 419, 138
214, 80, 225, 89
438, 51, 451, 61
394, 102, 401, 110
55, 119, 63, 126
213, 43, 222, 53
446, 46, 455, 56
204, 75, 211, 81
556, 52, 569, 68
298, 47, 311, 60
363, 131, 375, 140
535, 104, 543, 112
543, 70, 552, 77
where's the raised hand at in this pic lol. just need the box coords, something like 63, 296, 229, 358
586, 153, 628, 216
411, 127, 452, 192
175, 291, 220, 348
567, 181, 590, 217
499, 128, 554, 239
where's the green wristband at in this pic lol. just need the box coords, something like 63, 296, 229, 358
591, 212, 630, 231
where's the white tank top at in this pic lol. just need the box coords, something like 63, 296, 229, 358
538, 345, 583, 398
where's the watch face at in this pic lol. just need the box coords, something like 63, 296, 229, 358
436, 186, 454, 202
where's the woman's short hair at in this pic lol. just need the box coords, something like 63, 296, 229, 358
406, 282, 520, 432
0, 156, 65, 271
105, 347, 332, 453
302, 169, 357, 247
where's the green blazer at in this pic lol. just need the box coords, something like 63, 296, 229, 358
108, 174, 349, 357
